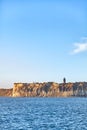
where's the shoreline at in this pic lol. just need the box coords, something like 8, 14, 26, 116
0, 81, 87, 97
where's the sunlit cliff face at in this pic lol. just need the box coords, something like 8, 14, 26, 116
12, 82, 87, 97
0, 82, 87, 97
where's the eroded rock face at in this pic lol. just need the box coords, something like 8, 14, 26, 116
1, 82, 87, 97
0, 88, 13, 97
12, 82, 87, 97
12, 82, 60, 97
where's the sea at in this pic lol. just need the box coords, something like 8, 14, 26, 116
0, 97, 87, 130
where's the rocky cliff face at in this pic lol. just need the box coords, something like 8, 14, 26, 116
0, 82, 87, 97
0, 88, 13, 97
12, 82, 60, 97
12, 82, 87, 97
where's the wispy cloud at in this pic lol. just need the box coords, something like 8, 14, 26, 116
71, 37, 87, 54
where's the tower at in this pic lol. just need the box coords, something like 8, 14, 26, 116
63, 77, 66, 84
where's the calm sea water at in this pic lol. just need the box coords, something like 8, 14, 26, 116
0, 97, 87, 130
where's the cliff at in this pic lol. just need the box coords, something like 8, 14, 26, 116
0, 88, 13, 97
12, 82, 87, 97
0, 82, 87, 97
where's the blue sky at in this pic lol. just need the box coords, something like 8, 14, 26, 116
0, 0, 87, 88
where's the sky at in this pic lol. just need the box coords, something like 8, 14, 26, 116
0, 0, 87, 88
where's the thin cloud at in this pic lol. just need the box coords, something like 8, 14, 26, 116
71, 37, 87, 54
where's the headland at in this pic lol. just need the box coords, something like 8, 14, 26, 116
0, 81, 87, 97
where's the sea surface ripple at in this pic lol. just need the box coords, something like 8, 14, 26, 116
0, 97, 87, 130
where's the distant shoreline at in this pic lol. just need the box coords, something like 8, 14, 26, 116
0, 81, 87, 97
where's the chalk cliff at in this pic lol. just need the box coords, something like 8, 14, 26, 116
0, 82, 87, 97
